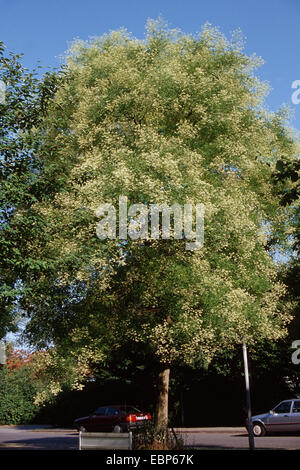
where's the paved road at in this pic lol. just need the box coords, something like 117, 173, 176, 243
176, 427, 300, 450
0, 426, 299, 451
0, 426, 78, 450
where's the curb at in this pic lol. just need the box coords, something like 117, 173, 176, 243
0, 425, 75, 433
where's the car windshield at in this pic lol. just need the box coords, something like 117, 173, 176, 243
119, 406, 141, 414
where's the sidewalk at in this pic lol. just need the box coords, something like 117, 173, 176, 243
173, 427, 246, 434
0, 424, 246, 434
0, 425, 74, 432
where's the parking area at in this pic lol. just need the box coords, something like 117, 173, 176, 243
0, 425, 299, 451
178, 427, 300, 450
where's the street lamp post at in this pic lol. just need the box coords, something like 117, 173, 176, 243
242, 341, 255, 450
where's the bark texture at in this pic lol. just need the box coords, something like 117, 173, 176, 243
155, 365, 170, 428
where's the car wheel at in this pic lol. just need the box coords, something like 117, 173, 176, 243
79, 426, 87, 432
113, 425, 122, 433
252, 422, 266, 437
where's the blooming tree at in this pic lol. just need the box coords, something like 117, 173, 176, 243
13, 20, 299, 425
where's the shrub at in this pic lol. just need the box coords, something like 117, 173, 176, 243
0, 366, 39, 424
133, 423, 184, 450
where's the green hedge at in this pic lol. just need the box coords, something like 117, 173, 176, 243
0, 366, 39, 424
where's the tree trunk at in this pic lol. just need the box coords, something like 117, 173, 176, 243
155, 365, 170, 429
180, 390, 185, 426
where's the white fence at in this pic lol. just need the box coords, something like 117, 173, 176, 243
79, 431, 133, 450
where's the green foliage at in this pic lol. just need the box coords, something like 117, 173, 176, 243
0, 366, 39, 424
271, 131, 300, 383
273, 158, 300, 208
1, 21, 299, 415
0, 42, 64, 337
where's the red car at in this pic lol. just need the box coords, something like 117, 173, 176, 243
73, 405, 151, 433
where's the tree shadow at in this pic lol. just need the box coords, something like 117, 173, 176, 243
0, 435, 78, 450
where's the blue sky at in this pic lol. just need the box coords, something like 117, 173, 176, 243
1, 0, 300, 131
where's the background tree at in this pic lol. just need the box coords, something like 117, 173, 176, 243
0, 41, 63, 338
9, 20, 300, 427
269, 150, 300, 395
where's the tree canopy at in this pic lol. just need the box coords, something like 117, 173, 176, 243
2, 21, 299, 425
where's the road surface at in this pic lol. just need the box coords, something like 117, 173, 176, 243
176, 427, 300, 450
0, 426, 299, 451
0, 426, 77, 450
